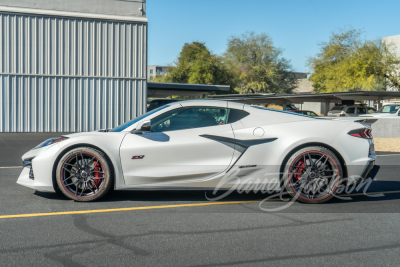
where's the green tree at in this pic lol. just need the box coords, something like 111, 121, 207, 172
150, 75, 167, 83
224, 32, 298, 94
164, 42, 231, 86
308, 28, 400, 92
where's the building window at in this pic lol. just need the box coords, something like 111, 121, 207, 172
150, 69, 153, 74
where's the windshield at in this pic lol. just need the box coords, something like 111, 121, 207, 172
377, 105, 400, 113
110, 105, 170, 132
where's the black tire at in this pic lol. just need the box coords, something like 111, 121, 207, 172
283, 146, 343, 204
56, 147, 113, 202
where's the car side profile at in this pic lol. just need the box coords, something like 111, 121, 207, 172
17, 100, 376, 204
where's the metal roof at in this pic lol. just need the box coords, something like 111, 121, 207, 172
208, 91, 400, 104
147, 82, 230, 98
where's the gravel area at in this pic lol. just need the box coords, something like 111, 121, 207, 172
374, 138, 400, 152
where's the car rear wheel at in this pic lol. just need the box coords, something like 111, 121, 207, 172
283, 146, 343, 204
56, 147, 113, 202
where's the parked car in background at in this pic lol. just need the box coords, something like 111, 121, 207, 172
359, 104, 400, 117
328, 105, 376, 117
285, 105, 298, 112
294, 110, 319, 117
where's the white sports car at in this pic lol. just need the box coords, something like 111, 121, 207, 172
17, 100, 376, 204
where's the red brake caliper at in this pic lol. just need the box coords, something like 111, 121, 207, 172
93, 161, 102, 187
293, 160, 305, 181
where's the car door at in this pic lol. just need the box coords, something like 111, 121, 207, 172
119, 105, 236, 186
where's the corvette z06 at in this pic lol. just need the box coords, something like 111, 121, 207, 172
17, 100, 376, 204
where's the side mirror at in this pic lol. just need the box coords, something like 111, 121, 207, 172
131, 120, 151, 134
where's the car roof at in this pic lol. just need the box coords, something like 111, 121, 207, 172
170, 99, 228, 107
345, 105, 366, 107
334, 104, 366, 107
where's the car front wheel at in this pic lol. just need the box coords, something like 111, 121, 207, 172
56, 147, 113, 202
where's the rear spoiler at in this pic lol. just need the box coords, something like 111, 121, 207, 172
353, 119, 378, 124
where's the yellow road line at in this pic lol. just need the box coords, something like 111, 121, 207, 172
1, 190, 399, 220
0, 166, 22, 169
0, 200, 261, 219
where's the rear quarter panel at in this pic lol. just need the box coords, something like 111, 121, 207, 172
233, 118, 351, 168
233, 106, 373, 185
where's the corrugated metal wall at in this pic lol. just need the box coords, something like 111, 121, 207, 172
0, 11, 147, 132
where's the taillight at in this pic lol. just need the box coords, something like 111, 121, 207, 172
348, 128, 372, 139
362, 129, 373, 139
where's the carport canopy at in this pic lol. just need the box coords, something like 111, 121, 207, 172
208, 91, 400, 115
147, 82, 230, 98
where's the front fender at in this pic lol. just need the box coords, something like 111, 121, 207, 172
57, 133, 127, 189
17, 132, 127, 192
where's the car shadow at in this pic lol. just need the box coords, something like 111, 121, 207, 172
330, 192, 400, 204
33, 188, 281, 202
33, 180, 400, 204
101, 189, 275, 202
327, 180, 400, 204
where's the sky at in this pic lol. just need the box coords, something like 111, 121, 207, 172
146, 0, 400, 73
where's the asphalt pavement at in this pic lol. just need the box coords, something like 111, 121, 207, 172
1, 134, 400, 266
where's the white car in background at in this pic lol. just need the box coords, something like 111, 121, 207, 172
359, 104, 400, 118
17, 100, 376, 204
328, 105, 376, 117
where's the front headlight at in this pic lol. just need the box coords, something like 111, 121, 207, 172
34, 136, 69, 149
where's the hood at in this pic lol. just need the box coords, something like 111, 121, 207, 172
63, 131, 126, 138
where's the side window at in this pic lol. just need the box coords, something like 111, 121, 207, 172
151, 107, 229, 132
356, 108, 366, 114
367, 108, 375, 114
346, 108, 355, 114
227, 109, 249, 123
